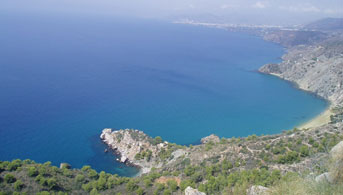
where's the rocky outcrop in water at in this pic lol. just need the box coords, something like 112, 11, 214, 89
100, 128, 169, 174
200, 134, 220, 144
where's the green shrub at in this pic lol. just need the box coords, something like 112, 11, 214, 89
82, 182, 93, 192
81, 165, 91, 172
126, 180, 138, 192
75, 174, 85, 183
4, 174, 15, 183
14, 180, 24, 191
36, 191, 50, 195
63, 168, 73, 177
28, 166, 38, 177
136, 187, 144, 195
90, 188, 100, 195
167, 180, 178, 192
7, 159, 22, 171
153, 136, 163, 145
300, 145, 310, 157
88, 169, 98, 179
47, 178, 58, 190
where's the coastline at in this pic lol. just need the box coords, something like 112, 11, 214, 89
298, 107, 332, 129
265, 72, 332, 129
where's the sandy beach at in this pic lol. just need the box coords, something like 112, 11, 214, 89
298, 107, 332, 129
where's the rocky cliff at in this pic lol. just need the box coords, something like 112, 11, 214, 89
260, 34, 343, 106
100, 128, 186, 174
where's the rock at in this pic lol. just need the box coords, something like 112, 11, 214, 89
185, 186, 206, 195
100, 128, 167, 174
330, 141, 343, 160
247, 185, 269, 195
120, 155, 128, 163
59, 163, 71, 169
259, 34, 343, 106
315, 172, 333, 183
201, 134, 220, 144
329, 141, 343, 183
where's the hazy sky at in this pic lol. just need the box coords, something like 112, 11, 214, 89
1, 0, 342, 25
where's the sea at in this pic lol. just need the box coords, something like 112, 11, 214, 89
0, 13, 328, 176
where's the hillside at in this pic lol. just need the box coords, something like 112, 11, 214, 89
260, 34, 343, 106
303, 18, 343, 32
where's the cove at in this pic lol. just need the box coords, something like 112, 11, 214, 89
0, 13, 328, 176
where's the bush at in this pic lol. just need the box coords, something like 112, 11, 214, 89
4, 174, 15, 183
82, 183, 93, 192
81, 165, 91, 172
75, 174, 85, 183
167, 180, 178, 192
153, 136, 163, 145
300, 145, 310, 157
136, 187, 144, 195
126, 180, 138, 192
28, 166, 38, 177
88, 169, 98, 179
90, 188, 100, 195
47, 178, 58, 190
7, 159, 22, 171
63, 168, 73, 177
14, 180, 24, 191
36, 191, 50, 195
163, 189, 172, 195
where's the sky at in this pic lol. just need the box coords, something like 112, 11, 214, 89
1, 0, 342, 25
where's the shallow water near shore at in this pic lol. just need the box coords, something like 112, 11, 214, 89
0, 13, 328, 176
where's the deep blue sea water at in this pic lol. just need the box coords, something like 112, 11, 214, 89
0, 13, 328, 176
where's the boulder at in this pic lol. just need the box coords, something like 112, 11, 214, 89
59, 163, 71, 169
247, 185, 269, 195
315, 172, 333, 183
201, 134, 220, 144
330, 141, 343, 160
185, 186, 206, 195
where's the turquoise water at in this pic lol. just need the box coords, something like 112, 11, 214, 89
0, 13, 328, 176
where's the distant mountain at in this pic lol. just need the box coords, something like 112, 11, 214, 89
304, 18, 343, 31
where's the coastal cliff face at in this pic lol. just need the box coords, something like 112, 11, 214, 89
100, 128, 186, 174
260, 34, 343, 106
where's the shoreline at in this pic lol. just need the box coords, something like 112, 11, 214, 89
265, 73, 332, 129
298, 107, 332, 129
